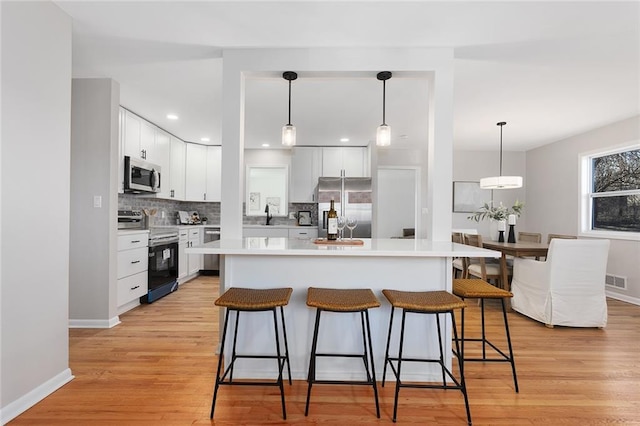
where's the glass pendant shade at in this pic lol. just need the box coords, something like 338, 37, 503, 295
282, 124, 296, 147
480, 175, 523, 189
376, 124, 391, 147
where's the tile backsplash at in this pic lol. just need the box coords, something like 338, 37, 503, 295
118, 194, 318, 227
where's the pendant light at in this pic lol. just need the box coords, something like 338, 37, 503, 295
282, 71, 297, 147
376, 71, 392, 147
480, 122, 523, 189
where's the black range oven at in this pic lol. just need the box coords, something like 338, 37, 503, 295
143, 230, 179, 303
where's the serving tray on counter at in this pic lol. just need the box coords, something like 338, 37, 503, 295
313, 238, 364, 246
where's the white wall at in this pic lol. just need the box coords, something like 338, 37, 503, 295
453, 150, 527, 239
526, 115, 640, 303
69, 79, 120, 326
0, 2, 73, 423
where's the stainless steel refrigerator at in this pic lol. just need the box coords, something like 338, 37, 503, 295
317, 177, 372, 238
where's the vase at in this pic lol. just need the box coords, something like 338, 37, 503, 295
489, 220, 499, 241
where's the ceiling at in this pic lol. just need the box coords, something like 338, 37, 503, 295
55, 1, 639, 151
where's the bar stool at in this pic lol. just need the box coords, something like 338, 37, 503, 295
305, 287, 381, 418
210, 287, 293, 419
382, 289, 471, 425
452, 279, 518, 392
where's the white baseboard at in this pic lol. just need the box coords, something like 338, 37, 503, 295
606, 291, 640, 306
0, 368, 74, 425
68, 316, 120, 329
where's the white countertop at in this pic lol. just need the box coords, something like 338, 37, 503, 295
243, 224, 307, 229
186, 237, 500, 258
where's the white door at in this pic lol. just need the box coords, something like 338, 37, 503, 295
377, 167, 419, 238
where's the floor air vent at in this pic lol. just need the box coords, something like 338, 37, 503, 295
605, 274, 627, 290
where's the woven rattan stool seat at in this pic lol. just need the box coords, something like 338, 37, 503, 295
215, 287, 293, 310
306, 287, 380, 311
453, 279, 513, 299
382, 289, 466, 312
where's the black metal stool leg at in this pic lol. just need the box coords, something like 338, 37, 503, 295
392, 309, 408, 423
279, 306, 292, 385
305, 308, 322, 416
435, 313, 447, 386
501, 298, 519, 392
271, 308, 287, 420
481, 299, 487, 359
382, 306, 396, 387
359, 311, 371, 381
210, 308, 230, 419
229, 310, 240, 383
364, 309, 380, 418
451, 311, 472, 426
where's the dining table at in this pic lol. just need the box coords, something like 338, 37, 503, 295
481, 240, 550, 291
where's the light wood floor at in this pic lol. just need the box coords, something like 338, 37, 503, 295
10, 276, 640, 425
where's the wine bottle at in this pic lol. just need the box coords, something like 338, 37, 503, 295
327, 199, 338, 240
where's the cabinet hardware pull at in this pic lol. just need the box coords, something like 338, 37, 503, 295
130, 285, 140, 290
131, 240, 140, 243
131, 260, 140, 264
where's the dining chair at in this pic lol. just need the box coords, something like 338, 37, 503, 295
547, 233, 577, 244
518, 232, 542, 243
451, 232, 467, 278
464, 234, 511, 289
517, 232, 542, 259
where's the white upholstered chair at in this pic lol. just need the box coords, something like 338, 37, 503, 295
511, 239, 610, 328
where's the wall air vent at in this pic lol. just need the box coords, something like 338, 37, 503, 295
605, 274, 627, 290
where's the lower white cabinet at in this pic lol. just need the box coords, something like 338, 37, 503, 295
289, 228, 318, 239
242, 227, 318, 239
178, 227, 203, 283
243, 227, 289, 238
117, 231, 148, 312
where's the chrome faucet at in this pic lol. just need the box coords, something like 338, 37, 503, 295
264, 204, 272, 225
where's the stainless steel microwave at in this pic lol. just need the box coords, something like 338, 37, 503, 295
124, 156, 161, 193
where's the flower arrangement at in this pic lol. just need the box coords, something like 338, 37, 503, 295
468, 200, 524, 222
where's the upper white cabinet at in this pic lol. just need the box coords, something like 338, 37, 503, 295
290, 147, 322, 202
168, 136, 186, 200
154, 128, 171, 198
185, 143, 207, 201
206, 146, 222, 202
123, 110, 142, 160
321, 147, 367, 177
118, 108, 126, 193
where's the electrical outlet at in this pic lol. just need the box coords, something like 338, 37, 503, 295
93, 195, 102, 208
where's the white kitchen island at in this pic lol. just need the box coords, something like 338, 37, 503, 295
186, 237, 499, 382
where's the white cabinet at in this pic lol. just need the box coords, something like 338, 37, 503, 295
117, 231, 148, 312
178, 229, 189, 282
154, 128, 171, 198
322, 147, 367, 177
188, 228, 203, 276
123, 110, 142, 160
178, 227, 203, 283
206, 146, 222, 201
118, 107, 126, 193
122, 109, 170, 167
243, 227, 289, 238
289, 227, 318, 239
185, 143, 207, 201
290, 147, 322, 202
168, 136, 186, 200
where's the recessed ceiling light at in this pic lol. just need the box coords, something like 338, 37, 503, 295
201, 137, 210, 142
262, 143, 270, 148
340, 138, 349, 143
166, 114, 178, 120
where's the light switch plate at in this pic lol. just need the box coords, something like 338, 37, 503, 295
93, 195, 102, 208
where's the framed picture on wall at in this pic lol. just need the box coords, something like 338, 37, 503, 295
453, 181, 489, 213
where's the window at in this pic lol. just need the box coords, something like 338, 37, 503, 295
580, 144, 640, 240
